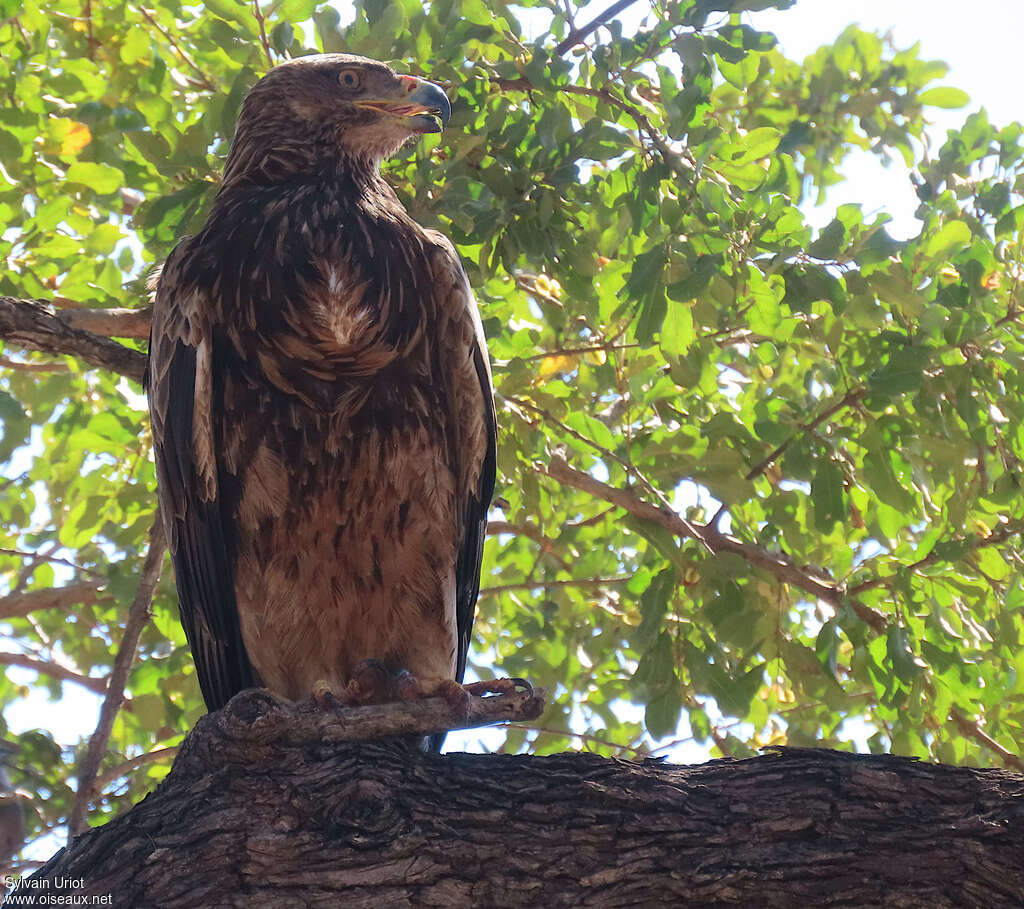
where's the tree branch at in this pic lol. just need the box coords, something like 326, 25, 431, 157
950, 709, 1024, 773
554, 0, 640, 54
25, 741, 1024, 907
68, 519, 165, 838
0, 581, 109, 622
91, 747, 180, 794
479, 577, 631, 596
51, 302, 152, 340
543, 454, 889, 632
0, 297, 147, 383
0, 652, 107, 695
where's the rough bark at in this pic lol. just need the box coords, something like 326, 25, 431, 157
16, 689, 1024, 909
0, 296, 147, 382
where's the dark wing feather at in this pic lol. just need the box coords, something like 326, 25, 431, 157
147, 252, 257, 711
426, 246, 496, 754
454, 339, 497, 684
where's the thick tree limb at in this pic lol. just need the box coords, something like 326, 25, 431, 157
0, 297, 147, 382
52, 302, 152, 339
0, 581, 109, 621
68, 519, 165, 837
21, 713, 1024, 908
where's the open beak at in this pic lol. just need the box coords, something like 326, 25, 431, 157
355, 78, 452, 134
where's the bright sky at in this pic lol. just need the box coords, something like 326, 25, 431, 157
750, 0, 1022, 236
6, 0, 1022, 799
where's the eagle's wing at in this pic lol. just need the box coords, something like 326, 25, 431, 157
431, 235, 497, 686
146, 246, 257, 711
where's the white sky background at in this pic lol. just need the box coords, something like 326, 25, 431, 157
5, 0, 1023, 785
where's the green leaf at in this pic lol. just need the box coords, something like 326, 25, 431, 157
918, 86, 970, 109
923, 220, 972, 260
64, 162, 124, 194
811, 459, 844, 533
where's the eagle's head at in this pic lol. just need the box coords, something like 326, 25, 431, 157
222, 53, 452, 183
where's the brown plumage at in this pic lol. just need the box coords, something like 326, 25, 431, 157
146, 55, 496, 751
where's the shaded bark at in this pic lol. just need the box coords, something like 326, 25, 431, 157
16, 689, 1024, 908
0, 296, 147, 382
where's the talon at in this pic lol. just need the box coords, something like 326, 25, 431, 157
345, 659, 393, 703
394, 669, 422, 701
311, 680, 344, 711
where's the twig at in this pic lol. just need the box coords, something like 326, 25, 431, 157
68, 518, 166, 838
848, 519, 1024, 597
0, 652, 108, 695
486, 520, 570, 569
0, 297, 146, 383
92, 746, 180, 794
745, 389, 866, 483
506, 723, 634, 753
479, 577, 631, 596
522, 343, 639, 362
0, 357, 71, 373
494, 77, 695, 188
0, 581, 109, 621
251, 0, 274, 66
135, 6, 216, 92
0, 548, 105, 581
950, 709, 1024, 772
554, 0, 640, 54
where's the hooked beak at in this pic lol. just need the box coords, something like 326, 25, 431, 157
355, 78, 452, 134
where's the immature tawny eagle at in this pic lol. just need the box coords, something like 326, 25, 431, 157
147, 55, 496, 749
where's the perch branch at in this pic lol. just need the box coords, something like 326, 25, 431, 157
0, 297, 147, 382
68, 519, 165, 838
189, 685, 548, 755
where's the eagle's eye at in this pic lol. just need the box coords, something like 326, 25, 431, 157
338, 68, 362, 90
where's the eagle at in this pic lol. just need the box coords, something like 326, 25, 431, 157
146, 54, 497, 750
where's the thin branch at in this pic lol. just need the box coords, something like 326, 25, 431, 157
0, 652, 108, 695
251, 0, 274, 66
486, 520, 570, 569
508, 396, 707, 544
68, 518, 166, 838
480, 577, 631, 596
950, 709, 1024, 772
522, 343, 639, 362
494, 76, 695, 191
0, 581, 109, 622
745, 388, 866, 483
543, 454, 889, 632
135, 6, 216, 92
0, 297, 146, 383
506, 723, 635, 753
0, 357, 71, 373
554, 0, 640, 54
0, 548, 105, 581
849, 519, 1024, 597
92, 746, 179, 794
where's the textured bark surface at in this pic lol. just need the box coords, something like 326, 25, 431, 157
21, 691, 1024, 908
